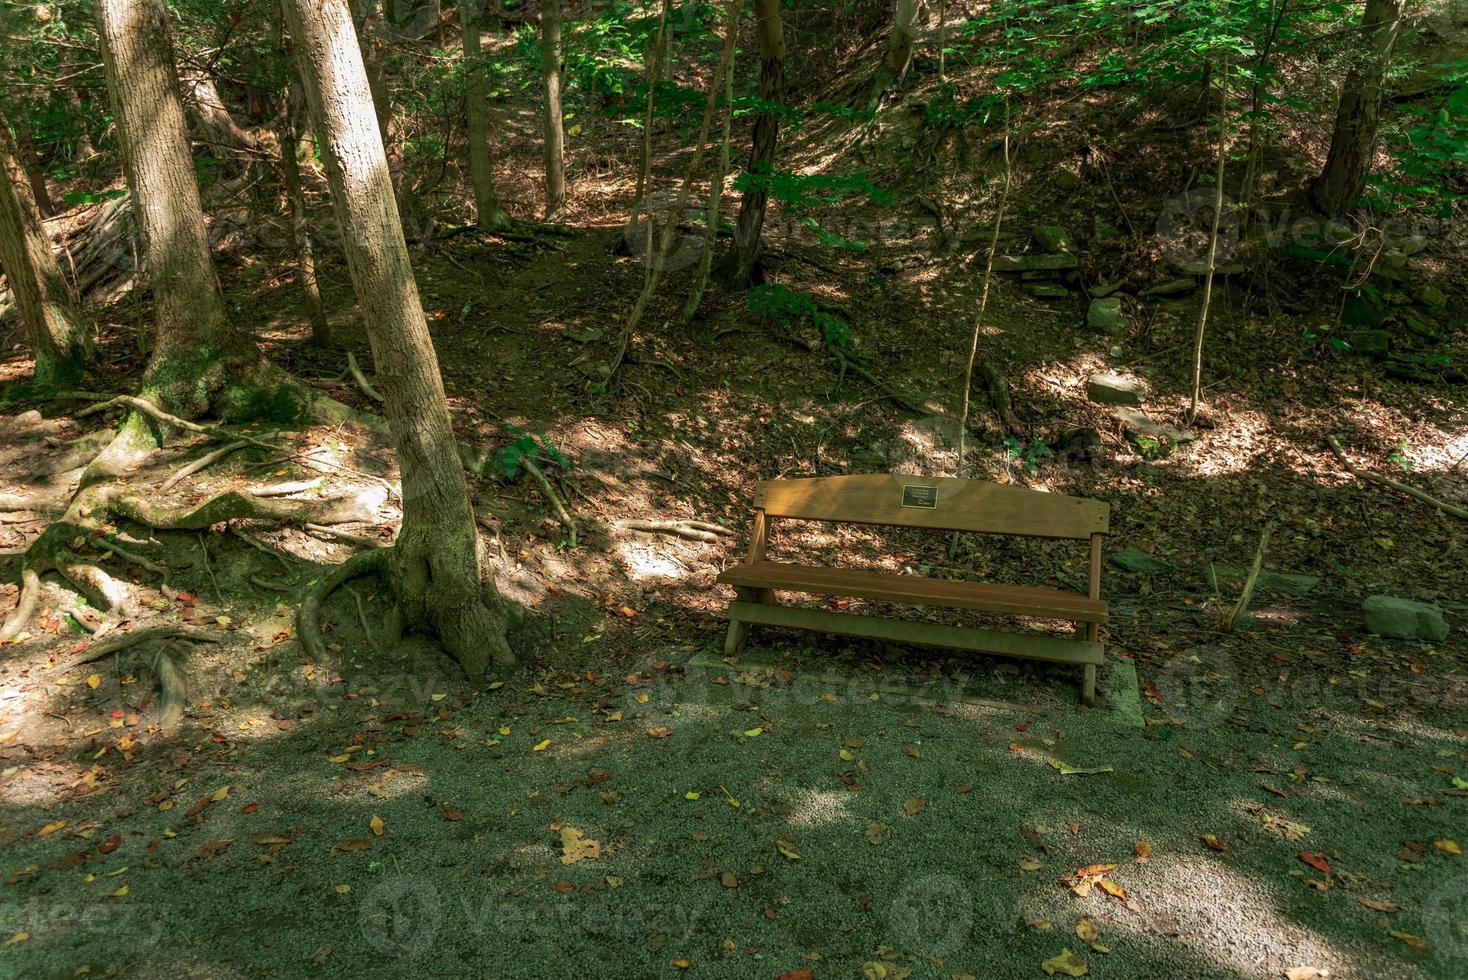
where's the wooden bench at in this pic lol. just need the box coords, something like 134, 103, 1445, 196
715, 475, 1111, 704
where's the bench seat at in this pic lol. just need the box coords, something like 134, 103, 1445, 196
717, 561, 1107, 623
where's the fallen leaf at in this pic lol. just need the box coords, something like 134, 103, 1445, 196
647, 726, 673, 739
1298, 851, 1333, 874
1018, 856, 1043, 871
442, 809, 462, 822
776, 840, 801, 861
99, 833, 121, 854
4, 932, 29, 946
1284, 968, 1329, 980
560, 826, 602, 865
865, 821, 891, 845
1041, 948, 1088, 976
86, 674, 101, 689
1388, 930, 1425, 949
721, 871, 737, 888
370, 815, 385, 837
744, 727, 763, 737
903, 796, 926, 816
548, 880, 574, 893
1134, 840, 1152, 863
532, 739, 551, 752
1075, 917, 1100, 943
1201, 834, 1228, 851
36, 821, 66, 837
1097, 879, 1127, 900
1433, 838, 1462, 855
334, 884, 351, 894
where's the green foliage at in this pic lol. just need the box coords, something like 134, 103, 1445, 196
1376, 59, 1468, 216
1003, 435, 1053, 474
1387, 440, 1413, 473
747, 284, 850, 352
495, 428, 571, 481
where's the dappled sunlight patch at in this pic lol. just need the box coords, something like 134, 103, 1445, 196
616, 540, 687, 582
775, 785, 853, 829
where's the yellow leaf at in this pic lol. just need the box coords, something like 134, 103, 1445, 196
671, 960, 690, 970
1434, 838, 1462, 855
431, 693, 447, 702
684, 791, 701, 800
109, 885, 129, 898
1135, 840, 1152, 862
86, 674, 101, 689
498, 726, 511, 736
559, 826, 602, 865
335, 884, 351, 893
487, 681, 505, 690
37, 821, 66, 837
776, 840, 801, 861
532, 739, 551, 752
1075, 918, 1100, 943
744, 727, 763, 737
210, 786, 230, 802
1041, 949, 1088, 976
635, 693, 650, 704
5, 932, 30, 945
369, 815, 385, 837
328, 755, 350, 764
605, 710, 624, 721
839, 749, 856, 762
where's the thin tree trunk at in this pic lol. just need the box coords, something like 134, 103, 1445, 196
937, 0, 948, 83
870, 0, 920, 109
460, 0, 510, 230
724, 0, 784, 288
93, 0, 263, 482
1189, 60, 1231, 424
1309, 0, 1403, 215
541, 0, 567, 215
278, 89, 330, 345
0, 106, 93, 384
631, 0, 672, 229
182, 75, 260, 152
10, 115, 53, 218
681, 0, 740, 321
282, 0, 516, 676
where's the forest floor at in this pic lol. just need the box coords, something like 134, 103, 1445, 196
4, 28, 1468, 979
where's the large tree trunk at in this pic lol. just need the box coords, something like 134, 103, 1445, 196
282, 0, 516, 676
182, 75, 261, 152
0, 106, 94, 384
350, 0, 405, 206
541, 0, 567, 216
724, 0, 784, 288
870, 0, 920, 108
94, 0, 268, 482
461, 0, 510, 229
1309, 0, 1403, 216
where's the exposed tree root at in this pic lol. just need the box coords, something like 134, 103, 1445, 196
110, 487, 384, 531
160, 439, 249, 492
1327, 435, 1468, 521
0, 568, 42, 642
78, 394, 285, 454
296, 547, 394, 663
54, 625, 223, 675
621, 519, 735, 543
346, 351, 384, 404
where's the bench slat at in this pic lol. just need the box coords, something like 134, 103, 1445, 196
718, 561, 1107, 623
727, 601, 1104, 666
753, 475, 1109, 539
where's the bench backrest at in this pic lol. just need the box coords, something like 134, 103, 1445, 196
753, 475, 1109, 540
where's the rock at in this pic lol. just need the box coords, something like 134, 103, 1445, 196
1092, 216, 1124, 240
1113, 407, 1194, 444
1400, 233, 1428, 256
1111, 548, 1172, 574
994, 253, 1079, 273
1362, 595, 1449, 641
1055, 168, 1082, 192
1087, 297, 1127, 334
1372, 250, 1409, 282
1174, 258, 1245, 276
1086, 372, 1147, 406
1054, 427, 1103, 464
1205, 564, 1320, 597
1324, 220, 1355, 245
1032, 224, 1075, 254
1414, 284, 1447, 309
1401, 312, 1446, 344
1026, 284, 1070, 299
1090, 280, 1124, 299
1141, 278, 1196, 297
1342, 296, 1387, 327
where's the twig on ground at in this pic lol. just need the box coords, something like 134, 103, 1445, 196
521, 457, 577, 547
347, 586, 383, 656
297, 548, 394, 662
303, 522, 387, 548
78, 395, 282, 453
248, 477, 324, 497
1223, 520, 1274, 631
198, 534, 222, 603
1326, 435, 1468, 520
160, 440, 249, 492
230, 526, 295, 571
347, 351, 384, 404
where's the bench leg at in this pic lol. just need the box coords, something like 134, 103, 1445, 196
725, 586, 766, 655
1081, 621, 1100, 706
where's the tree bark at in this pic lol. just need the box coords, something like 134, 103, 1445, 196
10, 114, 53, 218
541, 0, 567, 216
1309, 0, 1403, 215
724, 0, 784, 288
282, 0, 516, 676
351, 0, 405, 206
278, 88, 330, 345
94, 0, 266, 482
181, 75, 261, 152
460, 0, 510, 229
870, 0, 920, 108
0, 106, 93, 384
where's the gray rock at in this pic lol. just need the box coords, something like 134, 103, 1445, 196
1055, 169, 1082, 192
1205, 564, 1320, 597
1086, 372, 1147, 406
994, 253, 1079, 273
1142, 278, 1196, 297
1174, 259, 1245, 276
1114, 407, 1194, 443
1087, 297, 1127, 334
1373, 250, 1409, 282
1401, 312, 1446, 344
1362, 595, 1449, 641
1400, 233, 1429, 256
1090, 280, 1124, 299
1383, 290, 1413, 307
1026, 284, 1070, 299
1414, 284, 1448, 309
1032, 224, 1076, 254
1111, 548, 1172, 574
1345, 329, 1391, 357
1324, 220, 1355, 245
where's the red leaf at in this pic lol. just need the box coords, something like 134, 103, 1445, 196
1299, 850, 1333, 874
98, 833, 120, 854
